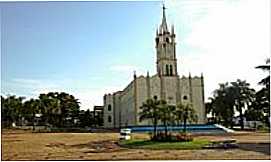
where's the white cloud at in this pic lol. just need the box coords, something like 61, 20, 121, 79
167, 0, 270, 99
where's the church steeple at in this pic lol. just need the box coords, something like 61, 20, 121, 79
155, 4, 178, 77
159, 4, 168, 34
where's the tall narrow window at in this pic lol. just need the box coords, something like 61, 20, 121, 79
169, 65, 173, 76
108, 104, 111, 111
108, 116, 112, 123
166, 64, 169, 76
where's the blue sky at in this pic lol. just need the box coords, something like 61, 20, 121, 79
1, 0, 270, 110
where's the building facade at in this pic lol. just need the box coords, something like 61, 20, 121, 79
103, 6, 206, 128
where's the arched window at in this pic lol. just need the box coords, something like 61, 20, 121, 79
108, 116, 112, 123
108, 104, 111, 111
183, 96, 188, 100
166, 64, 169, 76
169, 65, 173, 76
155, 38, 159, 46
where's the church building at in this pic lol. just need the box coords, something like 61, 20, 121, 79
103, 6, 206, 128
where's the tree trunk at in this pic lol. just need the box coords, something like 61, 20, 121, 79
183, 117, 187, 133
240, 108, 244, 130
32, 113, 35, 131
154, 118, 157, 139
164, 120, 168, 137
238, 102, 244, 130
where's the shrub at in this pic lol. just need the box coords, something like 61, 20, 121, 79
151, 132, 193, 142
176, 133, 193, 142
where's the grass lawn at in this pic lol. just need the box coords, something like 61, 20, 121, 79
2, 129, 270, 160
119, 139, 211, 150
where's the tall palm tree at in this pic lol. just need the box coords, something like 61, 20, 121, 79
255, 58, 270, 125
230, 80, 255, 130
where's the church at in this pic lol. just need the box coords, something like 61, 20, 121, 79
103, 6, 206, 128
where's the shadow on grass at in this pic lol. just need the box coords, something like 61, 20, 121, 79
238, 143, 271, 156
120, 139, 210, 150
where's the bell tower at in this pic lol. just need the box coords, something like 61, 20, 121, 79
155, 4, 177, 77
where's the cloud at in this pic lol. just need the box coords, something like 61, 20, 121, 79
167, 0, 270, 99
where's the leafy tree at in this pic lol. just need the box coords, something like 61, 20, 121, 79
23, 99, 41, 130
211, 83, 234, 127
39, 93, 61, 127
1, 95, 25, 127
78, 109, 94, 127
176, 103, 198, 133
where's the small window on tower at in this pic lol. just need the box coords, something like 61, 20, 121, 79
163, 43, 166, 48
183, 96, 188, 100
166, 37, 170, 43
108, 116, 112, 123
166, 64, 169, 76
169, 65, 173, 76
156, 38, 159, 46
108, 104, 112, 111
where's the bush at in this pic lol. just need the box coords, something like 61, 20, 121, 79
151, 132, 193, 142
176, 133, 193, 142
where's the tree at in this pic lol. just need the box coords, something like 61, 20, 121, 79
176, 103, 198, 133
39, 93, 61, 128
1, 95, 25, 127
255, 58, 270, 126
230, 80, 255, 129
78, 109, 94, 127
256, 58, 270, 89
23, 99, 41, 130
139, 96, 160, 139
157, 100, 175, 137
211, 83, 234, 127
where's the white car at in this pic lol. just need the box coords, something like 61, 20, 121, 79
120, 128, 131, 140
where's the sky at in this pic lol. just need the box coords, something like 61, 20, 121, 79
1, 0, 270, 110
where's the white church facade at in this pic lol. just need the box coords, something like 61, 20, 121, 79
103, 6, 206, 128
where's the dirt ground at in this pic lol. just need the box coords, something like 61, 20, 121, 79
1, 129, 270, 160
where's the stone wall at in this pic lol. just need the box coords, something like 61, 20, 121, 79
103, 74, 206, 128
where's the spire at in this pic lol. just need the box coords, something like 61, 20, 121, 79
160, 3, 168, 33
171, 25, 174, 35
133, 71, 137, 79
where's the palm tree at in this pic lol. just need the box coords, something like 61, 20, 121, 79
157, 100, 174, 137
256, 58, 270, 88
230, 80, 255, 130
255, 58, 270, 126
176, 103, 198, 133
139, 96, 160, 139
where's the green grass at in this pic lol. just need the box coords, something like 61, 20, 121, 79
119, 139, 211, 150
